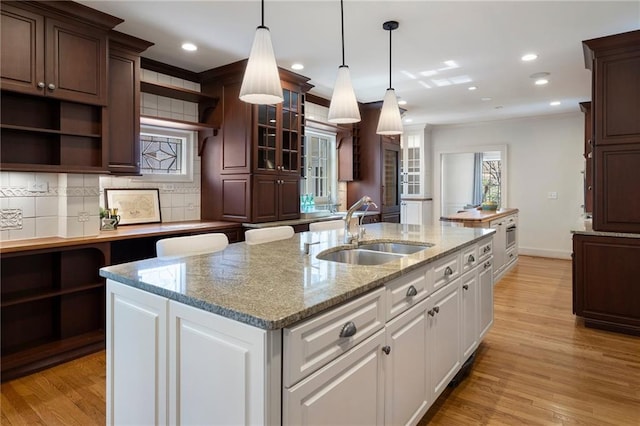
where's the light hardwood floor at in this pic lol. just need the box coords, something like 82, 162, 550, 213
2, 256, 639, 425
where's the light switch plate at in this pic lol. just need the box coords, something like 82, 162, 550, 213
548, 192, 558, 199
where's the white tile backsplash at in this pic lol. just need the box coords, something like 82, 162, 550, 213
158, 96, 172, 112
36, 197, 58, 216
9, 217, 35, 240
36, 216, 58, 238
9, 197, 35, 217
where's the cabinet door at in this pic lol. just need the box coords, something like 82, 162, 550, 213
45, 17, 108, 105
490, 221, 506, 277
279, 86, 301, 175
478, 258, 494, 341
428, 279, 461, 401
279, 175, 301, 221
382, 140, 401, 217
592, 144, 640, 233
253, 174, 279, 222
284, 330, 385, 426
460, 270, 478, 360
255, 103, 278, 173
106, 280, 168, 426
384, 299, 430, 426
0, 4, 45, 95
592, 51, 640, 146
168, 301, 273, 426
108, 47, 140, 174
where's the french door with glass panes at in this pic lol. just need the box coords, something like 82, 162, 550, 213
301, 130, 336, 207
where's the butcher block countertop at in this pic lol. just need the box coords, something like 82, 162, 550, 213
440, 208, 519, 225
0, 221, 242, 254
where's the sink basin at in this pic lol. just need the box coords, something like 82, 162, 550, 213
357, 242, 433, 255
317, 249, 405, 265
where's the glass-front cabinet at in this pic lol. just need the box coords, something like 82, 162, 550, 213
255, 86, 301, 175
400, 125, 433, 226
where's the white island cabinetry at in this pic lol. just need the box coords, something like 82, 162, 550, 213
105, 230, 494, 426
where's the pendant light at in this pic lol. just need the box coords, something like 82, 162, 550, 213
239, 0, 283, 105
376, 20, 403, 135
328, 0, 361, 124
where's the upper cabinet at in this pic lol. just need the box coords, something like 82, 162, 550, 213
583, 30, 640, 233
107, 31, 153, 175
1, 2, 120, 106
400, 125, 432, 199
0, 1, 122, 173
199, 60, 313, 223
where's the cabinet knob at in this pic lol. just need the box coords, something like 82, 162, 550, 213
37, 81, 45, 88
444, 266, 453, 276
428, 309, 435, 317
433, 306, 440, 314
588, 186, 592, 191
47, 83, 56, 90
406, 285, 418, 297
468, 254, 475, 263
339, 321, 357, 338
382, 345, 391, 355
463, 284, 469, 290
484, 261, 492, 269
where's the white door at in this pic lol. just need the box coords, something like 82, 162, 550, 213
284, 330, 386, 426
384, 299, 430, 426
168, 301, 272, 426
106, 280, 168, 426
478, 258, 494, 341
460, 270, 479, 360
428, 279, 462, 401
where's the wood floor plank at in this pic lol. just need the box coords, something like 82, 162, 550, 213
1, 256, 639, 425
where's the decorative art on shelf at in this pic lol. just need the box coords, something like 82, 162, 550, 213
105, 188, 161, 225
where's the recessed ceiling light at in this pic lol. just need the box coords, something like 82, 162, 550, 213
291, 63, 304, 70
468, 86, 477, 91
398, 99, 407, 106
481, 97, 492, 101
521, 53, 538, 61
550, 101, 561, 106
535, 79, 549, 86
404, 118, 413, 123
181, 42, 197, 52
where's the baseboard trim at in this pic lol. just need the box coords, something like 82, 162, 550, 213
518, 247, 571, 260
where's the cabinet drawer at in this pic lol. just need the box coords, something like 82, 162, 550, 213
283, 287, 385, 388
431, 251, 461, 293
506, 246, 518, 265
478, 238, 493, 262
461, 244, 478, 275
386, 267, 429, 321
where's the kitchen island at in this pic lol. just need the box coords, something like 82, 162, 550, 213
101, 222, 495, 425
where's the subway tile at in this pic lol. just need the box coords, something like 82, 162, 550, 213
184, 114, 197, 122
184, 193, 199, 207
171, 193, 185, 207
36, 196, 58, 216
0, 230, 9, 241
160, 207, 171, 222
143, 107, 158, 117
158, 96, 172, 112
9, 197, 35, 217
65, 174, 84, 187
9, 172, 34, 188
84, 196, 100, 213
0, 198, 9, 209
9, 217, 35, 240
84, 174, 99, 188
158, 74, 171, 85
158, 109, 172, 119
171, 113, 184, 121
36, 216, 58, 238
66, 196, 84, 216
143, 93, 158, 109
184, 208, 199, 221
142, 69, 158, 82
63, 217, 83, 238
170, 77, 184, 88
170, 207, 184, 221
1, 172, 10, 187
184, 102, 197, 116
171, 99, 184, 113
84, 216, 100, 236
160, 193, 172, 208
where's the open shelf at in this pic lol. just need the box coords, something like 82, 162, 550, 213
1, 282, 105, 308
0, 123, 101, 138
141, 80, 217, 104
141, 115, 217, 131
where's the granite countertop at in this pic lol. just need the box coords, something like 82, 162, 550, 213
440, 208, 518, 223
100, 223, 494, 330
571, 221, 640, 239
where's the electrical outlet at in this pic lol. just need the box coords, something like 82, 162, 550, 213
28, 181, 48, 193
78, 211, 90, 222
548, 192, 558, 200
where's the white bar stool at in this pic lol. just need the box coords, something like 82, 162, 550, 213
244, 226, 294, 245
156, 233, 229, 257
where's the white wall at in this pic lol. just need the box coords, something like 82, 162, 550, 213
441, 153, 475, 216
431, 113, 584, 259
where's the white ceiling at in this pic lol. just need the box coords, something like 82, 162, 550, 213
79, 1, 639, 125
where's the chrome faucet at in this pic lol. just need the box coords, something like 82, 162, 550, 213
344, 196, 378, 243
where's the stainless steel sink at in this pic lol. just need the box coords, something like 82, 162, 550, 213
316, 249, 405, 265
357, 242, 433, 255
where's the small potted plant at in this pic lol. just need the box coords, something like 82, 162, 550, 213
481, 184, 499, 211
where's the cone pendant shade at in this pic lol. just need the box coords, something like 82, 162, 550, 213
239, 26, 283, 105
328, 65, 361, 123
376, 88, 403, 135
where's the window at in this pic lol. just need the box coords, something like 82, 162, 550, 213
136, 125, 194, 182
301, 129, 337, 210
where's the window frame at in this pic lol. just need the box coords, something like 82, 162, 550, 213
133, 124, 195, 183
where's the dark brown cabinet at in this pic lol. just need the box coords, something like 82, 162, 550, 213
573, 234, 640, 336
1, 2, 118, 106
0, 1, 121, 173
200, 60, 313, 223
107, 31, 153, 175
579, 102, 593, 214
583, 30, 640, 233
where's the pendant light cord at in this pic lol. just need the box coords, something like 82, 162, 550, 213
341, 0, 345, 66
388, 27, 392, 89
261, 0, 265, 27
